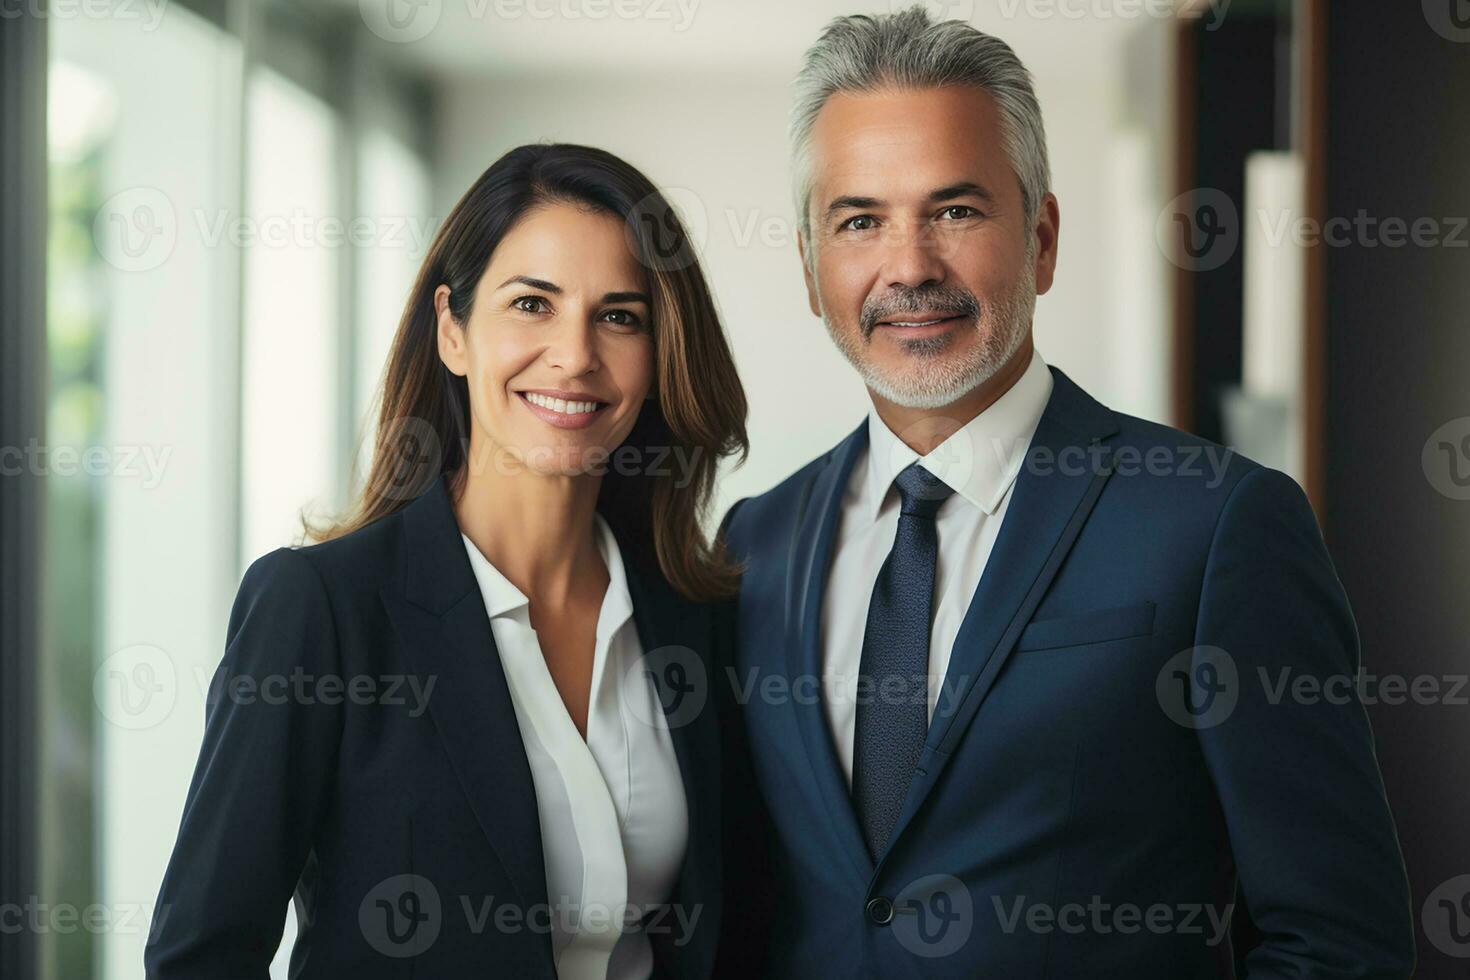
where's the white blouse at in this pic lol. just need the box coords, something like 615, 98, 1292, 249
460, 515, 688, 980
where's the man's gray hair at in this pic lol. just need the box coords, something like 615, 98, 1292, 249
789, 5, 1051, 250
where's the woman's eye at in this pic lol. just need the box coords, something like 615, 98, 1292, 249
838, 215, 877, 233
939, 205, 978, 221
601, 309, 644, 329
512, 296, 549, 314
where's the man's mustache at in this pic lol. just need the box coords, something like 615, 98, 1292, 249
860, 286, 981, 339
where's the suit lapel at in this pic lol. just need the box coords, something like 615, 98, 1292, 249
882, 368, 1120, 857
789, 420, 875, 881
378, 472, 551, 928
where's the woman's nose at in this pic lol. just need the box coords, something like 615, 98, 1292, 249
544, 316, 600, 375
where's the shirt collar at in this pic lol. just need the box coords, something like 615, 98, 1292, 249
460, 512, 634, 639
860, 347, 1054, 522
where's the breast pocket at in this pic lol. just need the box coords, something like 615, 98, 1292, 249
1014, 600, 1156, 653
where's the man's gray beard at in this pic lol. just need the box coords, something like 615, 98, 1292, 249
821, 263, 1037, 411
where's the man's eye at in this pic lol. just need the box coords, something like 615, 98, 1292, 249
512, 296, 549, 314
602, 309, 644, 329
939, 205, 978, 221
839, 215, 877, 232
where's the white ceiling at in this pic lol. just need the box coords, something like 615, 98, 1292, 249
343, 0, 1159, 82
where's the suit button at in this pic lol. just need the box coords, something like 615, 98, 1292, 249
866, 896, 894, 926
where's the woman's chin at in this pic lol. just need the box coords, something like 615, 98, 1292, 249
508, 440, 620, 479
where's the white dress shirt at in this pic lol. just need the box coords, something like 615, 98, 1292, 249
461, 514, 688, 980
821, 348, 1054, 784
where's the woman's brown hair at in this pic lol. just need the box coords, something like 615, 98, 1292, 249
308, 143, 748, 601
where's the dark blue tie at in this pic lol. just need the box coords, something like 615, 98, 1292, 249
852, 461, 956, 859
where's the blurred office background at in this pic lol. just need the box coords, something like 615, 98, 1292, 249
2, 0, 1468, 977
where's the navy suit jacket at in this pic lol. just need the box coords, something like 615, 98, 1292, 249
146, 471, 734, 979
720, 367, 1414, 979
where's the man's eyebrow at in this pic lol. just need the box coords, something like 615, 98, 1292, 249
497, 275, 561, 293
928, 181, 997, 204
822, 183, 996, 223
823, 195, 883, 222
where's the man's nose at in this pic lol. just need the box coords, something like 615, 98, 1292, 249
878, 223, 948, 290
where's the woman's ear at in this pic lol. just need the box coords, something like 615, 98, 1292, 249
435, 284, 468, 377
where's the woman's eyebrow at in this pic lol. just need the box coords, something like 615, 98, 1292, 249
601, 291, 650, 304
496, 276, 647, 306
498, 274, 560, 293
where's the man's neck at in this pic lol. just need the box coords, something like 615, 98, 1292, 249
870, 334, 1035, 457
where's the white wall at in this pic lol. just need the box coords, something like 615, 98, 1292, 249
54, 10, 436, 978
53, 10, 245, 980
434, 38, 1171, 516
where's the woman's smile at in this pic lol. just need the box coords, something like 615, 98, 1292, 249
515, 388, 611, 430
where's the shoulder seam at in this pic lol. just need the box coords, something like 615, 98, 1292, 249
1195, 462, 1269, 622
280, 545, 345, 670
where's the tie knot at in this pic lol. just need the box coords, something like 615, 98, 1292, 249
892, 462, 955, 519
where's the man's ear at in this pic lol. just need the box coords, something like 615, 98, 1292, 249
435, 284, 468, 377
1032, 192, 1061, 296
796, 231, 821, 317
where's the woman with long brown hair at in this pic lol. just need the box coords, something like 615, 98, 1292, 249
146, 143, 749, 979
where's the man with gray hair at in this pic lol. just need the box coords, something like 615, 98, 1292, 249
718, 6, 1413, 977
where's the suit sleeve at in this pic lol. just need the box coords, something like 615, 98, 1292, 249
1193, 466, 1415, 979
145, 547, 344, 979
